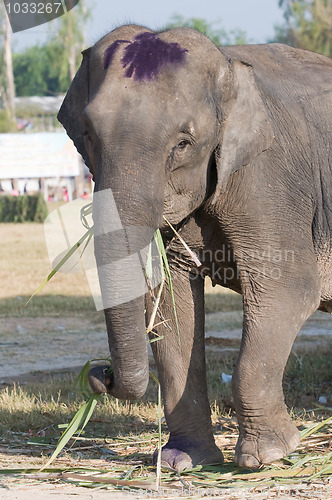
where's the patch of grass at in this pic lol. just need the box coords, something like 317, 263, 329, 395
284, 343, 332, 408
0, 372, 163, 441
0, 295, 104, 319
0, 223, 94, 316
0, 379, 78, 435
205, 280, 242, 313
205, 310, 243, 331
206, 343, 332, 413
1, 345, 330, 437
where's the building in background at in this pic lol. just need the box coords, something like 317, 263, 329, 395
14, 95, 65, 132
0, 96, 90, 201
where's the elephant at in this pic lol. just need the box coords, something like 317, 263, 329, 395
58, 24, 332, 471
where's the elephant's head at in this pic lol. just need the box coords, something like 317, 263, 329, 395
58, 25, 273, 400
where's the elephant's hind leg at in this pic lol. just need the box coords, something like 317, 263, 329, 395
149, 269, 223, 472
233, 261, 321, 468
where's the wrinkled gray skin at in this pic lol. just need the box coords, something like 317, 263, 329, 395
58, 25, 332, 471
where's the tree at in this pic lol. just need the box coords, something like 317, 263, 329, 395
13, 0, 92, 97
0, 3, 16, 129
275, 0, 332, 57
166, 15, 248, 46
49, 0, 91, 83
14, 45, 61, 96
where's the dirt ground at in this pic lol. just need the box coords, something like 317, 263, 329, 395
0, 310, 331, 383
0, 311, 331, 499
0, 316, 108, 383
0, 484, 144, 500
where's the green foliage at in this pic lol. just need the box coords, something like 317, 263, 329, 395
52, 3, 91, 79
166, 14, 248, 46
13, 44, 71, 97
12, 1, 91, 97
275, 0, 332, 57
0, 194, 48, 222
31, 192, 49, 222
14, 47, 47, 97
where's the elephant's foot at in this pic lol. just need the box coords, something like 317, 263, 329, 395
153, 437, 224, 472
234, 416, 300, 468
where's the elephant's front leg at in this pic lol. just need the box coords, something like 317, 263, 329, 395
149, 268, 223, 471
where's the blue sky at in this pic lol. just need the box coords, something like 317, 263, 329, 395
12, 0, 285, 50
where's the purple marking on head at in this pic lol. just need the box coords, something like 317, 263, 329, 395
104, 39, 130, 70
120, 32, 188, 81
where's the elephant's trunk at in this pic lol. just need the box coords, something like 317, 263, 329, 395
88, 298, 149, 399
88, 239, 151, 399
88, 183, 161, 400
102, 297, 149, 400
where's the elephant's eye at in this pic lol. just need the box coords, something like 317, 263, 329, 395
176, 139, 191, 150
166, 138, 194, 172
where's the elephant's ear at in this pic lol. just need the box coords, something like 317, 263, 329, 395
213, 60, 274, 201
57, 48, 91, 171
